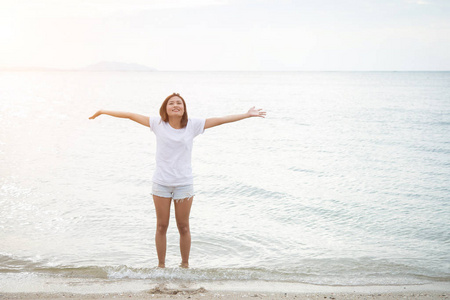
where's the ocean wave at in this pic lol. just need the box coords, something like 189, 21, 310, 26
1, 254, 448, 286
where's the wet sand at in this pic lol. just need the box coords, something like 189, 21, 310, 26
1, 283, 449, 300
1, 290, 448, 300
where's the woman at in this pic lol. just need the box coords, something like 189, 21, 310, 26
89, 93, 266, 268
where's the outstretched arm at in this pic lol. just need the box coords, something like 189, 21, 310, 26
204, 106, 266, 130
89, 110, 150, 127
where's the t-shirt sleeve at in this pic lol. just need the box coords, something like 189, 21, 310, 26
189, 118, 206, 137
149, 116, 161, 133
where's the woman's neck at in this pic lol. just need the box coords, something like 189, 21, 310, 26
168, 117, 182, 129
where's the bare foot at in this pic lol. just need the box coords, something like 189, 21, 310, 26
158, 263, 165, 268
180, 262, 189, 268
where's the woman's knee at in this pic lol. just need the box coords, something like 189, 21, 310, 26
156, 223, 169, 234
177, 222, 190, 235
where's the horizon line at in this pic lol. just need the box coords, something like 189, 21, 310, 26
1, 68, 449, 72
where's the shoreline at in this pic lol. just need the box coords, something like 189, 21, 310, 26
1, 280, 449, 299
2, 290, 449, 300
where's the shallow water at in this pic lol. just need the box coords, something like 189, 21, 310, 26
0, 71, 449, 288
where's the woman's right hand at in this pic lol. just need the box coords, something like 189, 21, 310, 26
89, 110, 103, 119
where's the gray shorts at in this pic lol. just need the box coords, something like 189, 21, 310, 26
151, 183, 194, 202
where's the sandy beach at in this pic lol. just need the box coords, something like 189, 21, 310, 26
1, 282, 449, 300
1, 290, 448, 300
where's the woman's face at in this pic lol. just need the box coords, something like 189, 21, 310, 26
166, 96, 185, 118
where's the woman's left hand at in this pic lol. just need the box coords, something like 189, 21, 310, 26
247, 106, 266, 118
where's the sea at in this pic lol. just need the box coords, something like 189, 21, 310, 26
0, 71, 449, 293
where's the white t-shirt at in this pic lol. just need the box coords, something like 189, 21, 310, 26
149, 116, 206, 186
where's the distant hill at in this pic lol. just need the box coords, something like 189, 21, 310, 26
82, 61, 156, 71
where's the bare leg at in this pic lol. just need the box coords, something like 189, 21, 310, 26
174, 197, 193, 268
153, 195, 171, 268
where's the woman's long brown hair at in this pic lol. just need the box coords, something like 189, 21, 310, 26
159, 93, 188, 128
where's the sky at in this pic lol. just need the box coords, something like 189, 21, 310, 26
0, 0, 449, 71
